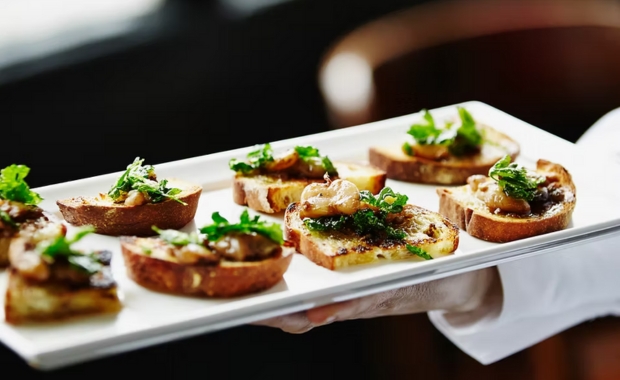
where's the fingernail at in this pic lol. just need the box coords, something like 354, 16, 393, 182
324, 316, 336, 324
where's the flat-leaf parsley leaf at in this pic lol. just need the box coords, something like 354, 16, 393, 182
488, 155, 545, 201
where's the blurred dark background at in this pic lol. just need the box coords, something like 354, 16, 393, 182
2, 0, 620, 378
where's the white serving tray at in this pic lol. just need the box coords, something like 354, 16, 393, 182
2, 101, 620, 370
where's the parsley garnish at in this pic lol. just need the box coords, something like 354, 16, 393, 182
107, 157, 185, 204
228, 143, 338, 176
406, 244, 433, 260
294, 146, 338, 176
403, 107, 483, 157
199, 209, 284, 245
0, 164, 42, 205
36, 226, 104, 275
488, 155, 545, 201
229, 144, 275, 174
303, 187, 409, 240
152, 226, 204, 246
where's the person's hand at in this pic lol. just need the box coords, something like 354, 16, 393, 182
253, 266, 502, 333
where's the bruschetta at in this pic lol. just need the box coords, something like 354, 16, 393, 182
57, 157, 202, 236
436, 155, 576, 242
230, 143, 386, 213
0, 164, 66, 267
284, 176, 459, 270
4, 226, 122, 324
369, 107, 520, 184
120, 209, 294, 297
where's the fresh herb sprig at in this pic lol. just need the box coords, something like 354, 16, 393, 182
107, 157, 185, 204
0, 164, 42, 205
228, 143, 337, 176
228, 143, 275, 174
199, 209, 284, 244
294, 146, 337, 176
303, 187, 409, 240
488, 155, 545, 201
36, 226, 104, 275
406, 244, 433, 260
403, 107, 483, 157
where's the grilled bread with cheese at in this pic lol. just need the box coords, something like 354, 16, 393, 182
369, 107, 520, 185
57, 158, 202, 236
284, 178, 459, 270
120, 210, 294, 297
436, 157, 576, 243
230, 144, 386, 214
4, 230, 122, 325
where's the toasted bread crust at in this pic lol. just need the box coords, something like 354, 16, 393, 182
436, 159, 576, 243
120, 236, 294, 297
369, 125, 520, 184
232, 162, 387, 213
284, 202, 459, 270
4, 268, 122, 325
57, 179, 202, 236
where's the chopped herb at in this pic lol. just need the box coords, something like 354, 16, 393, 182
228, 143, 338, 176
294, 146, 338, 176
107, 157, 185, 205
406, 244, 433, 260
450, 107, 483, 156
303, 186, 409, 240
36, 226, 104, 274
488, 155, 545, 201
229, 144, 275, 174
0, 164, 43, 205
152, 226, 204, 246
199, 209, 284, 245
141, 246, 152, 255
403, 107, 483, 157
359, 187, 408, 214
303, 215, 348, 231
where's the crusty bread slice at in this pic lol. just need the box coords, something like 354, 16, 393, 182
436, 159, 576, 243
4, 266, 122, 325
56, 178, 202, 237
369, 125, 520, 185
120, 236, 294, 297
284, 202, 459, 270
233, 162, 386, 214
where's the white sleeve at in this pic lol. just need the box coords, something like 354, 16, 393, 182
428, 107, 620, 365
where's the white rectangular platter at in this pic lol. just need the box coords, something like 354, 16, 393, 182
2, 101, 620, 370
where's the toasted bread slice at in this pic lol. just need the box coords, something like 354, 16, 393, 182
436, 159, 576, 243
284, 202, 459, 270
57, 178, 202, 236
4, 268, 122, 325
120, 236, 294, 297
233, 162, 386, 214
369, 124, 520, 185
4, 237, 121, 325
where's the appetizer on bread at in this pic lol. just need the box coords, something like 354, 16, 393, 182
4, 226, 122, 325
230, 143, 386, 213
436, 155, 576, 243
120, 209, 294, 297
0, 164, 66, 267
57, 157, 202, 236
369, 107, 520, 184
284, 176, 459, 270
